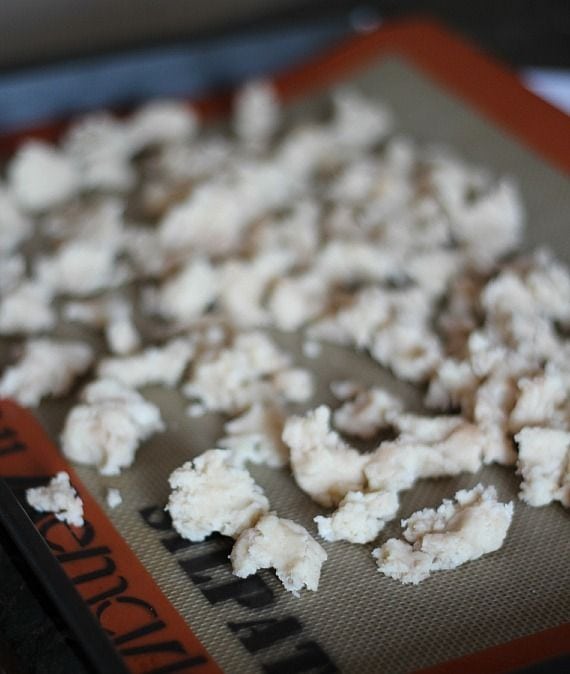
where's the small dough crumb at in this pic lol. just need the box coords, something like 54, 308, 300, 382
333, 387, 403, 439
106, 488, 123, 509
365, 420, 485, 493
98, 338, 194, 388
0, 339, 93, 407
218, 401, 288, 468
282, 406, 369, 507
231, 513, 327, 596
373, 484, 513, 584
26, 472, 84, 527
515, 427, 570, 507
167, 449, 269, 541
315, 490, 399, 544
61, 379, 164, 475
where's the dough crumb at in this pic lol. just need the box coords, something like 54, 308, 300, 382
515, 427, 570, 507
373, 484, 513, 584
106, 487, 123, 509
231, 513, 327, 596
167, 449, 269, 541
26, 472, 84, 527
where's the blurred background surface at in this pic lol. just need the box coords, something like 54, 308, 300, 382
0, 0, 569, 133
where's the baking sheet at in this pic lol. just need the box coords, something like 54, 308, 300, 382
2, 53, 563, 673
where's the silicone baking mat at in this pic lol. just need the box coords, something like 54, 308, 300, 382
1, 19, 569, 674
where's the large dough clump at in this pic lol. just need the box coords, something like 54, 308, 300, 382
231, 513, 327, 596
61, 379, 164, 475
167, 449, 269, 541
373, 484, 513, 584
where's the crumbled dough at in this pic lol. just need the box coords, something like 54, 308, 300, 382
0, 186, 32, 254
106, 487, 123, 509
302, 340, 322, 359
218, 251, 294, 327
389, 413, 464, 443
373, 484, 513, 584
365, 420, 485, 493
98, 338, 194, 388
509, 371, 568, 433
330, 380, 364, 401
315, 490, 400, 544
36, 239, 129, 297
218, 401, 288, 467
0, 254, 25, 295
0, 339, 94, 406
62, 112, 134, 192
8, 141, 79, 212
515, 427, 570, 507
473, 373, 518, 465
271, 368, 314, 403
146, 257, 219, 324
167, 449, 269, 541
282, 406, 369, 507
0, 281, 56, 335
183, 332, 302, 413
234, 80, 280, 148
231, 513, 327, 597
104, 299, 141, 355
128, 100, 199, 151
26, 472, 84, 527
61, 379, 164, 475
333, 387, 403, 439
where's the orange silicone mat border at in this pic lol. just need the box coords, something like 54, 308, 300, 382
0, 400, 223, 674
1, 18, 569, 673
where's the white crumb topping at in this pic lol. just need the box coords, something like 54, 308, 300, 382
106, 487, 123, 509
515, 427, 570, 507
234, 80, 280, 148
26, 472, 84, 527
183, 332, 298, 413
333, 387, 403, 439
0, 281, 56, 335
61, 378, 164, 475
0, 339, 93, 406
167, 449, 269, 541
8, 141, 79, 212
98, 338, 193, 388
365, 421, 485, 493
373, 484, 513, 584
0, 186, 32, 253
231, 513, 327, 597
282, 406, 369, 507
315, 490, 399, 544
218, 401, 288, 467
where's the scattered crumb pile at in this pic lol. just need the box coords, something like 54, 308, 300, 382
6, 82, 568, 593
